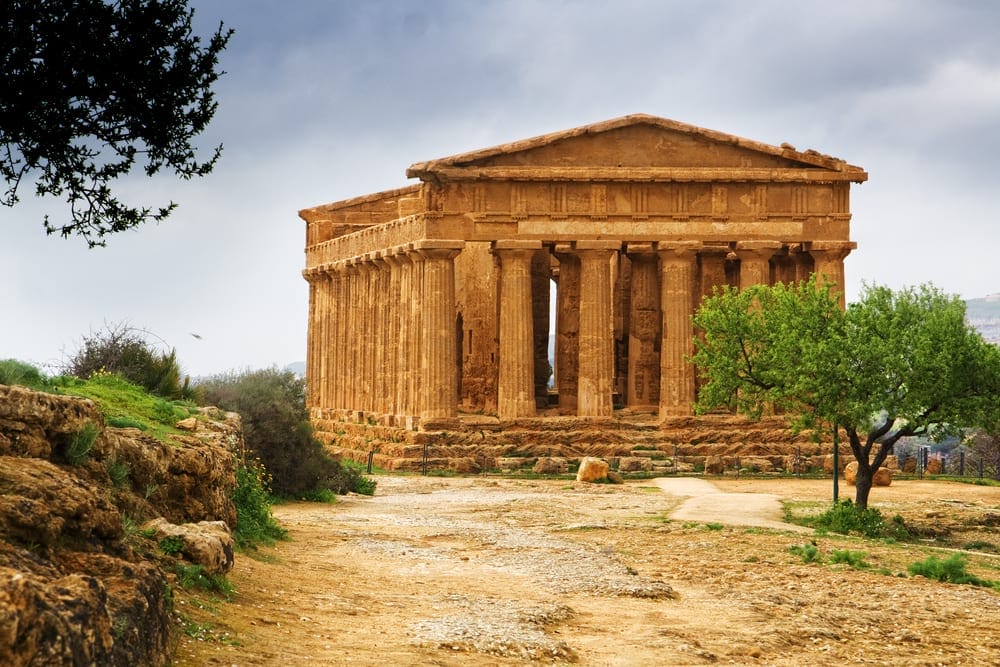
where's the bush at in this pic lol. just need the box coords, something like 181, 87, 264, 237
789, 542, 823, 564
198, 368, 375, 498
810, 500, 908, 540
231, 458, 286, 549
63, 322, 197, 401
0, 359, 50, 390
830, 549, 869, 569
908, 554, 996, 588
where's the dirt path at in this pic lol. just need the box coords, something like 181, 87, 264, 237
174, 476, 1000, 666
654, 477, 812, 532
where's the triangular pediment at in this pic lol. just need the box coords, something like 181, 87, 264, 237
407, 114, 866, 181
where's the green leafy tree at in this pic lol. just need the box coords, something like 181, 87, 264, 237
692, 278, 1000, 509
1, 0, 232, 246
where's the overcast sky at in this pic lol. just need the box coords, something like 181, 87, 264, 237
3, 0, 998, 377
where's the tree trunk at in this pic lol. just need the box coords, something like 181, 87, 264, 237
854, 464, 873, 510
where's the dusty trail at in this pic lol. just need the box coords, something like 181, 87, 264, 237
174, 476, 1000, 666
654, 477, 812, 532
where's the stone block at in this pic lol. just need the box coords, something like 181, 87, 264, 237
576, 457, 609, 483
618, 456, 653, 473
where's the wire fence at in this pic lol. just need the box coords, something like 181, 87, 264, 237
897, 447, 1000, 481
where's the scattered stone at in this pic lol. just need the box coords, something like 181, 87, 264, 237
843, 461, 893, 487
618, 456, 653, 473
532, 457, 568, 475
704, 455, 724, 475
175, 417, 199, 431
606, 471, 624, 484
576, 457, 609, 483
142, 518, 235, 575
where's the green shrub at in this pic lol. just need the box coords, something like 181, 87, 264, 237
789, 542, 823, 564
908, 554, 996, 588
830, 549, 869, 569
66, 422, 99, 465
63, 322, 198, 401
810, 500, 908, 539
0, 359, 50, 390
232, 458, 287, 549
107, 415, 146, 430
159, 536, 184, 555
198, 368, 376, 498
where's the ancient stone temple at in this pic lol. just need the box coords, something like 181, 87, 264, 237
299, 115, 867, 471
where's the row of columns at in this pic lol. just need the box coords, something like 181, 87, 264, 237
494, 239, 854, 421
304, 239, 464, 427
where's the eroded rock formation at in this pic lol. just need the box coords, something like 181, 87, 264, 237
0, 384, 240, 666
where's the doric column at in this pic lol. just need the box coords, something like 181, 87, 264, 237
697, 244, 729, 302
809, 241, 856, 309
494, 240, 541, 419
657, 241, 700, 418
303, 269, 320, 410
345, 258, 362, 413
320, 265, 337, 413
416, 240, 464, 426
735, 241, 781, 289
371, 252, 389, 418
395, 249, 415, 423
625, 244, 660, 408
383, 253, 403, 420
356, 259, 374, 414
331, 263, 349, 411
552, 244, 580, 412
408, 251, 425, 427
575, 240, 619, 417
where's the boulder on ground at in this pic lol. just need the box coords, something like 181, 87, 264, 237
533, 457, 568, 475
703, 456, 724, 475
142, 518, 235, 575
618, 457, 653, 473
843, 461, 893, 487
740, 456, 774, 473
576, 457, 609, 483
925, 458, 942, 475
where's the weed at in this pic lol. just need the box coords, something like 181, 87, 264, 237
106, 457, 131, 488
107, 415, 145, 429
742, 555, 760, 563
232, 458, 287, 550
704, 522, 724, 531
962, 540, 998, 553
908, 554, 997, 588
159, 536, 185, 555
174, 563, 236, 600
301, 488, 336, 503
66, 422, 98, 465
789, 542, 823, 564
830, 549, 869, 569
111, 616, 129, 640
808, 500, 909, 540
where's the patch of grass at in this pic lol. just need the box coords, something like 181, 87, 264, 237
66, 422, 99, 465
301, 488, 336, 503
105, 457, 131, 488
789, 542, 823, 564
704, 522, 724, 531
962, 540, 998, 553
174, 563, 236, 600
637, 486, 660, 493
908, 554, 998, 589
830, 549, 869, 569
55, 373, 187, 441
0, 359, 52, 390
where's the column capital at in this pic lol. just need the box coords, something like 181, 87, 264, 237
808, 240, 857, 260
625, 242, 656, 257
734, 240, 782, 255
574, 240, 621, 253
656, 240, 702, 259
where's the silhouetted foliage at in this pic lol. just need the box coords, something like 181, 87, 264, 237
64, 321, 194, 400
198, 368, 374, 498
1, 0, 232, 245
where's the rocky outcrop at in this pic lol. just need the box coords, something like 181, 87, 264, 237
0, 383, 241, 666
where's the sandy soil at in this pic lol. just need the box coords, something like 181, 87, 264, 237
173, 475, 1000, 666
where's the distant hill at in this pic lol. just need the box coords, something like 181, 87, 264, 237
285, 361, 306, 378
966, 293, 1000, 344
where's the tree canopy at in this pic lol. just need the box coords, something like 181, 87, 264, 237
1, 0, 232, 246
691, 278, 1000, 508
